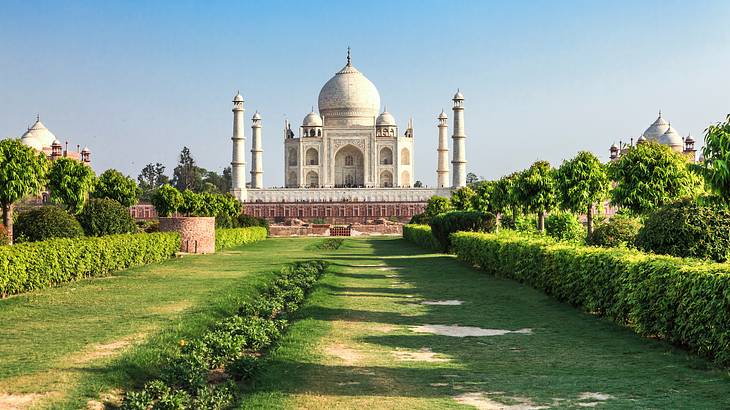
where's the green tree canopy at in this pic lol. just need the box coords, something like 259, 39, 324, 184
702, 113, 730, 202
172, 147, 205, 192
470, 180, 497, 213
514, 160, 557, 231
93, 169, 141, 207
151, 184, 184, 217
47, 157, 96, 215
555, 151, 609, 236
425, 196, 452, 218
450, 186, 476, 211
491, 173, 520, 219
609, 142, 695, 215
0, 139, 49, 242
137, 162, 169, 200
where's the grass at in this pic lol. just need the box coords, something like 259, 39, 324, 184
240, 237, 730, 409
0, 238, 324, 409
1, 236, 729, 409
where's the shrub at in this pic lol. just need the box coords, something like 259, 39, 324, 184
0, 232, 179, 297
152, 184, 184, 217
408, 213, 429, 225
403, 224, 440, 251
544, 212, 584, 243
215, 213, 236, 229
14, 206, 84, 243
215, 227, 268, 251
92, 169, 141, 207
77, 198, 137, 236
587, 214, 641, 248
311, 218, 327, 225
451, 230, 730, 365
636, 198, 730, 262
237, 214, 269, 231
429, 210, 496, 251
514, 214, 538, 234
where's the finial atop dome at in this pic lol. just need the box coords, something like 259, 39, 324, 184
346, 46, 351, 66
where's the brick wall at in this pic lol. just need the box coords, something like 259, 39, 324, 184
159, 217, 215, 254
244, 201, 426, 224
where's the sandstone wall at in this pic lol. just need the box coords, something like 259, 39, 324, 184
159, 217, 215, 254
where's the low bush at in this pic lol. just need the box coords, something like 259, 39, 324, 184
14, 206, 84, 243
429, 210, 496, 251
0, 225, 9, 246
215, 227, 268, 251
121, 260, 328, 409
403, 224, 440, 251
408, 213, 429, 225
545, 212, 584, 242
0, 232, 179, 297
237, 214, 269, 231
314, 238, 344, 250
587, 214, 641, 248
636, 199, 730, 262
77, 198, 137, 237
451, 230, 730, 365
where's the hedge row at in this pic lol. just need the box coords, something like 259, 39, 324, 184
450, 231, 730, 365
402, 224, 440, 251
0, 232, 180, 297
215, 227, 268, 251
122, 260, 328, 409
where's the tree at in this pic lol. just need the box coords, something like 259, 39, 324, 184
466, 172, 480, 186
470, 180, 496, 213
47, 157, 96, 214
138, 163, 169, 200
413, 180, 423, 188
93, 169, 141, 207
172, 147, 205, 192
0, 139, 49, 243
425, 196, 452, 218
609, 142, 694, 215
151, 184, 184, 217
491, 173, 520, 221
514, 160, 557, 232
450, 186, 475, 211
702, 113, 730, 201
555, 151, 609, 237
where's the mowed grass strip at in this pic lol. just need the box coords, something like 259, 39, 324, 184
241, 237, 730, 409
0, 237, 323, 409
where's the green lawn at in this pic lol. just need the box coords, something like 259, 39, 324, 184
0, 237, 728, 409
241, 238, 730, 409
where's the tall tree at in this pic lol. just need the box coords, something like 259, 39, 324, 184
47, 157, 96, 214
0, 139, 49, 243
515, 160, 557, 232
702, 113, 730, 202
610, 142, 694, 215
151, 184, 184, 217
491, 172, 520, 221
93, 169, 142, 207
466, 172, 480, 186
138, 162, 169, 199
172, 147, 205, 192
425, 195, 452, 218
555, 151, 609, 237
471, 180, 496, 213
450, 186, 476, 211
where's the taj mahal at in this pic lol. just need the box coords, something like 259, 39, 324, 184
229, 50, 463, 222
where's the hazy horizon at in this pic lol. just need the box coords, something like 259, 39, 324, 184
2, 0, 729, 186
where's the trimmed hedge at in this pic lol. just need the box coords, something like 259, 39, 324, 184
403, 224, 440, 251
0, 232, 180, 297
215, 227, 268, 251
451, 231, 730, 365
430, 210, 496, 251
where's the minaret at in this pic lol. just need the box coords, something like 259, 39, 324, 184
451, 89, 466, 188
437, 109, 450, 188
250, 111, 263, 189
231, 92, 247, 200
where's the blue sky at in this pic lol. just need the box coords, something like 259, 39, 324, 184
1, 0, 729, 186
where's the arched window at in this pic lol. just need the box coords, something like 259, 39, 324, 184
389, 128, 394, 136
345, 155, 354, 166
400, 170, 411, 187
400, 148, 410, 165
345, 174, 355, 186
317, 129, 321, 137
379, 147, 393, 165
287, 171, 297, 187
309, 129, 315, 137
380, 171, 393, 188
305, 148, 319, 165
306, 171, 319, 187
288, 148, 298, 166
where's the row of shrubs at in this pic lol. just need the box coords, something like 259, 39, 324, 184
215, 227, 268, 251
449, 231, 730, 365
402, 224, 440, 251
122, 260, 329, 409
0, 232, 180, 297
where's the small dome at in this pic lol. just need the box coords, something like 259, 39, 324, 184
453, 89, 464, 100
21, 119, 57, 151
233, 92, 244, 102
610, 143, 619, 151
658, 125, 684, 150
376, 110, 396, 126
438, 110, 448, 120
637, 134, 647, 143
252, 111, 261, 120
303, 110, 323, 127
81, 146, 90, 153
685, 134, 695, 143
643, 112, 669, 142
52, 139, 62, 146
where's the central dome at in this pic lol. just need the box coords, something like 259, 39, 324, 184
318, 59, 381, 120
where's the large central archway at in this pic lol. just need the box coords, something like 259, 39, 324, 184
334, 144, 365, 187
